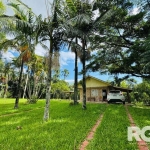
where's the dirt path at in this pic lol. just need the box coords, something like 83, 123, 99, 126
125, 105, 149, 150
79, 113, 104, 150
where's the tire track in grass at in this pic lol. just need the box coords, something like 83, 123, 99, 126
79, 113, 104, 150
125, 105, 149, 150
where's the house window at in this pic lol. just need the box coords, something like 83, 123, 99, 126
91, 89, 98, 97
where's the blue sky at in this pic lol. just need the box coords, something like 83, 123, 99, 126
2, 47, 142, 84
2, 0, 142, 84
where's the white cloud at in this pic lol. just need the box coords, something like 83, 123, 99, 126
59, 51, 75, 66
35, 44, 75, 67
35, 44, 47, 57
65, 78, 82, 84
130, 7, 140, 15
4, 0, 53, 18
93, 9, 99, 20
2, 51, 16, 62
65, 79, 74, 84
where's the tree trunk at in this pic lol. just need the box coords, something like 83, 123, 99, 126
22, 67, 29, 99
82, 40, 86, 109
3, 73, 7, 98
32, 75, 37, 97
74, 48, 78, 105
14, 60, 24, 109
43, 75, 51, 121
43, 41, 53, 121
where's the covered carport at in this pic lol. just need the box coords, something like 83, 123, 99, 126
108, 86, 133, 103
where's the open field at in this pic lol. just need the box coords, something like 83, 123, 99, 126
0, 99, 150, 150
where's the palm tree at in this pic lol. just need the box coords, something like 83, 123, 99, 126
22, 65, 29, 99
0, 0, 6, 53
35, 0, 63, 121
70, 38, 82, 105
58, 0, 89, 106
43, 0, 90, 107
0, 1, 5, 13
61, 69, 69, 80
0, 1, 36, 108
61, 0, 95, 109
62, 0, 123, 109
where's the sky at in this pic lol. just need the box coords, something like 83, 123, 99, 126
2, 0, 142, 84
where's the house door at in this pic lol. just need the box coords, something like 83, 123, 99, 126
102, 90, 107, 101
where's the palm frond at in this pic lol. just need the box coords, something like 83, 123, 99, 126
39, 42, 49, 51
7, 2, 27, 21
66, 0, 77, 14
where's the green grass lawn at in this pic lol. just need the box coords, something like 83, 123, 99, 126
128, 106, 150, 149
1, 99, 149, 150
0, 99, 107, 150
87, 104, 137, 150
0, 99, 45, 116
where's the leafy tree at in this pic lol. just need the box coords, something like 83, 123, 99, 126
26, 54, 46, 103
131, 80, 150, 105
111, 75, 130, 87
87, 2, 150, 79
51, 80, 70, 99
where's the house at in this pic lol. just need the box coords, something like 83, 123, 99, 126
78, 76, 132, 102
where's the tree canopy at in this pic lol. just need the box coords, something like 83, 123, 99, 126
87, 0, 150, 79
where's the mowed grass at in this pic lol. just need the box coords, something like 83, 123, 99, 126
0, 99, 107, 150
87, 104, 137, 150
0, 99, 44, 116
128, 106, 150, 149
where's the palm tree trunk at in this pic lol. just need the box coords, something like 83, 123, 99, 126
32, 75, 37, 97
14, 60, 24, 109
74, 49, 78, 105
43, 40, 53, 121
22, 67, 29, 99
43, 74, 51, 121
3, 73, 7, 98
82, 40, 86, 109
